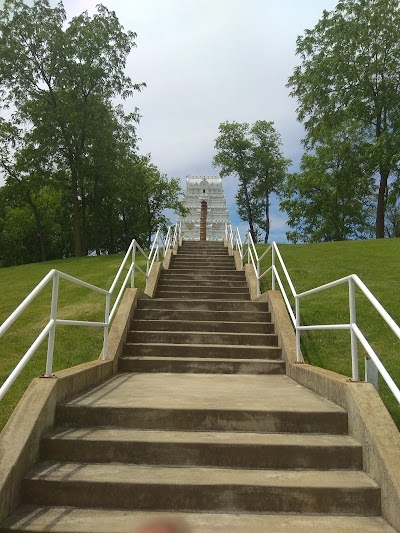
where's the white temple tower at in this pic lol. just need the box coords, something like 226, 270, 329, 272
179, 176, 230, 241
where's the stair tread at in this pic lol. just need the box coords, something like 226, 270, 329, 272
61, 373, 345, 414
25, 461, 378, 489
44, 427, 360, 448
131, 331, 276, 338
120, 355, 283, 364
2, 506, 395, 533
131, 320, 272, 324
126, 342, 279, 351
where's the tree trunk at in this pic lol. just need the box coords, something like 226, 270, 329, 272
81, 182, 88, 256
243, 183, 256, 242
26, 193, 47, 262
376, 167, 389, 239
71, 170, 82, 257
264, 191, 270, 244
108, 207, 116, 254
122, 210, 130, 249
93, 175, 100, 255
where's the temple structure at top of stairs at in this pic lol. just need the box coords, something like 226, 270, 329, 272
179, 176, 230, 241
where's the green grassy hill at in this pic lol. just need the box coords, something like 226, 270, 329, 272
1, 239, 399, 432
0, 253, 147, 431
255, 238, 400, 428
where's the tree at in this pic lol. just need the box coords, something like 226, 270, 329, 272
245, 121, 290, 243
287, 0, 400, 238
213, 121, 289, 242
0, 0, 144, 256
132, 156, 188, 247
213, 122, 257, 240
280, 130, 375, 243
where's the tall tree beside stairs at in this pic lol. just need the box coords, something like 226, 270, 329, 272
213, 120, 290, 243
0, 0, 144, 256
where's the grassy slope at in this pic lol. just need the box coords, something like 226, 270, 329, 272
0, 254, 146, 431
255, 238, 400, 428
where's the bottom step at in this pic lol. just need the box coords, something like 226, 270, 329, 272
22, 462, 380, 514
118, 356, 285, 374
1, 506, 395, 532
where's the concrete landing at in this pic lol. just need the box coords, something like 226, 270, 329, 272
63, 373, 345, 413
2, 507, 396, 532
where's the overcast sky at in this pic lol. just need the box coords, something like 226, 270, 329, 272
3, 0, 340, 241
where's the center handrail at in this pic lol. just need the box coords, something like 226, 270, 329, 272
0, 224, 180, 402
225, 224, 400, 405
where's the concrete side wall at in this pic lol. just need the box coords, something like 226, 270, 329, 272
245, 263, 258, 301
0, 288, 148, 524
145, 261, 162, 298
267, 289, 400, 531
233, 250, 243, 271
162, 244, 179, 270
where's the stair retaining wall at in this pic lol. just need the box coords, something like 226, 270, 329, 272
0, 285, 152, 524
265, 288, 400, 532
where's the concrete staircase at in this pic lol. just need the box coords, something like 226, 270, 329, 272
0, 241, 395, 532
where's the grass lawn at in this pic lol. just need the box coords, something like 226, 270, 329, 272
0, 253, 146, 432
252, 238, 400, 428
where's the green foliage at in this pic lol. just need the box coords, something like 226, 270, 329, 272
0, 0, 144, 257
287, 0, 400, 238
0, 253, 147, 431
280, 129, 375, 242
0, 1, 185, 265
213, 121, 290, 243
253, 238, 400, 428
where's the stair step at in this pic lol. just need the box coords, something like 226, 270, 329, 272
124, 342, 282, 359
22, 462, 380, 514
127, 331, 278, 346
157, 282, 249, 294
177, 251, 230, 256
55, 374, 348, 434
170, 265, 237, 271
133, 309, 272, 322
41, 428, 362, 469
130, 320, 274, 333
181, 242, 225, 247
155, 291, 251, 300
2, 506, 395, 533
157, 280, 248, 288
161, 272, 245, 280
171, 259, 234, 265
118, 356, 285, 374
137, 299, 268, 312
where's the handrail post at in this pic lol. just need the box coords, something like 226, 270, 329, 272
349, 277, 359, 381
45, 272, 59, 377
247, 232, 250, 264
145, 257, 150, 292
102, 293, 110, 360
257, 259, 261, 297
295, 297, 302, 362
131, 241, 136, 288
271, 245, 276, 290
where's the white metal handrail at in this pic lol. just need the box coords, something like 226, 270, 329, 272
227, 225, 400, 404
0, 224, 180, 402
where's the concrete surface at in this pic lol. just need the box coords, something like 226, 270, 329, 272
22, 461, 380, 514
1, 507, 396, 533
41, 427, 362, 469
62, 373, 343, 412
